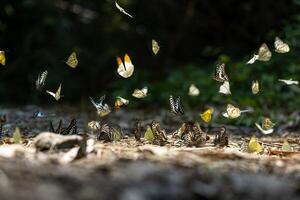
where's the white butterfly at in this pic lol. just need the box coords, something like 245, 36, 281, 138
116, 54, 134, 78
152, 39, 160, 55
219, 81, 231, 95
46, 84, 63, 101
255, 122, 274, 135
251, 80, 259, 95
188, 84, 200, 96
115, 96, 130, 108
89, 95, 111, 117
132, 86, 148, 98
222, 104, 251, 119
115, 1, 133, 18
274, 37, 290, 53
278, 78, 298, 85
247, 43, 272, 64
36, 70, 48, 91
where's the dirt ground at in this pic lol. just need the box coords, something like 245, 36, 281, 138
0, 106, 300, 200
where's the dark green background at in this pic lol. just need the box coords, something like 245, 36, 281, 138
0, 0, 300, 117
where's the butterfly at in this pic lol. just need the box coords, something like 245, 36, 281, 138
152, 39, 160, 55
255, 117, 275, 135
36, 70, 48, 91
116, 54, 134, 78
213, 63, 228, 82
247, 135, 262, 154
274, 37, 290, 53
169, 95, 184, 115
251, 80, 259, 95
278, 78, 298, 85
132, 86, 148, 98
115, 1, 133, 18
200, 108, 214, 123
46, 84, 63, 101
222, 104, 251, 119
188, 84, 200, 96
66, 52, 78, 68
87, 121, 101, 131
219, 81, 231, 95
89, 95, 111, 117
12, 127, 22, 144
0, 51, 6, 66
282, 140, 292, 151
114, 96, 129, 108
247, 43, 272, 64
144, 126, 154, 141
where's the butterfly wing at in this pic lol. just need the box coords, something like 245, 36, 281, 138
258, 43, 272, 61
123, 54, 134, 77
175, 97, 184, 115
89, 96, 99, 109
152, 39, 160, 55
219, 81, 231, 95
115, 1, 133, 18
169, 95, 176, 113
36, 70, 48, 91
0, 51, 6, 66
251, 80, 259, 94
188, 84, 199, 96
46, 90, 56, 98
247, 54, 259, 64
66, 52, 78, 68
274, 37, 290, 53
214, 63, 228, 82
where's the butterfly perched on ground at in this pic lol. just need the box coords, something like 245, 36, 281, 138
219, 81, 231, 95
152, 39, 160, 55
114, 96, 129, 108
36, 70, 48, 91
66, 52, 78, 68
132, 86, 148, 98
278, 78, 298, 85
116, 54, 134, 78
0, 51, 6, 66
115, 1, 133, 18
213, 63, 228, 82
46, 84, 63, 101
222, 104, 251, 119
188, 84, 200, 96
169, 95, 184, 115
200, 107, 214, 123
247, 43, 272, 64
89, 95, 111, 117
251, 80, 259, 95
248, 135, 262, 153
274, 37, 290, 53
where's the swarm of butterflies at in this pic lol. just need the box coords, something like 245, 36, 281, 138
0, 2, 299, 154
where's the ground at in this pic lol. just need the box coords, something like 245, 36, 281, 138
0, 106, 300, 200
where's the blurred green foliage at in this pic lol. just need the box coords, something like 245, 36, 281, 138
0, 0, 299, 123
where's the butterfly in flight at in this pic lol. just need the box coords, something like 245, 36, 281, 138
66, 52, 78, 68
247, 43, 272, 64
213, 63, 228, 82
89, 95, 111, 117
46, 84, 63, 101
251, 80, 259, 95
278, 78, 298, 85
188, 84, 200, 96
115, 1, 133, 18
255, 117, 275, 135
274, 37, 290, 53
222, 104, 251, 119
200, 108, 214, 123
152, 39, 160, 55
132, 86, 148, 98
169, 95, 184, 115
36, 70, 48, 91
0, 51, 5, 66
115, 96, 129, 108
116, 54, 134, 78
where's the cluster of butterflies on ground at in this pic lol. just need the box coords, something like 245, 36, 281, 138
0, 2, 299, 151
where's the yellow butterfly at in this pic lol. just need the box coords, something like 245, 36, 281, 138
251, 80, 259, 95
66, 52, 78, 68
152, 39, 160, 55
46, 84, 63, 101
219, 81, 231, 95
116, 54, 134, 78
144, 126, 154, 141
13, 127, 22, 144
114, 96, 129, 108
188, 84, 200, 96
247, 43, 272, 64
200, 108, 214, 123
132, 86, 148, 98
0, 51, 6, 66
248, 135, 262, 153
282, 139, 292, 151
274, 37, 290, 53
